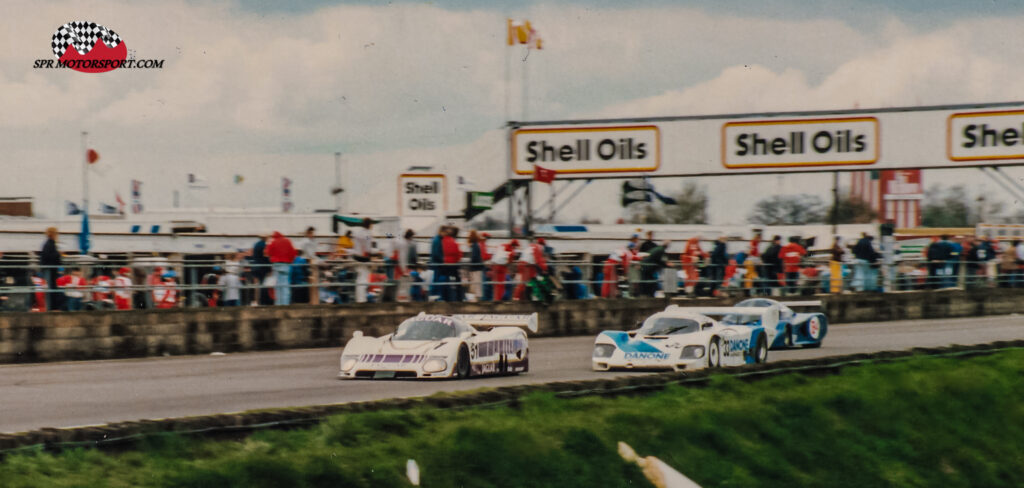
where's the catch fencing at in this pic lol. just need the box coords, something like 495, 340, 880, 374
0, 255, 1015, 312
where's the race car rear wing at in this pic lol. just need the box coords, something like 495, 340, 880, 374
780, 300, 823, 309
452, 313, 539, 333
664, 305, 779, 331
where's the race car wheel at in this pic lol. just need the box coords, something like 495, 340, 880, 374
455, 345, 471, 379
707, 338, 721, 368
754, 335, 768, 363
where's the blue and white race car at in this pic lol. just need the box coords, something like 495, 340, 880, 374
592, 305, 777, 372
721, 299, 827, 349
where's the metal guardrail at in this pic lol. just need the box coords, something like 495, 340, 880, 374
0, 256, 1015, 312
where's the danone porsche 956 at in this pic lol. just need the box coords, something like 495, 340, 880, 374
592, 305, 777, 372
338, 312, 537, 379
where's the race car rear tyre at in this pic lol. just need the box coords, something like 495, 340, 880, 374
455, 345, 471, 379
707, 338, 721, 368
754, 335, 768, 363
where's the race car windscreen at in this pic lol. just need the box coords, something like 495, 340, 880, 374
722, 299, 787, 324
393, 320, 458, 341
639, 316, 700, 336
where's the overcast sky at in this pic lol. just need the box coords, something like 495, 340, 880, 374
4, 0, 1024, 224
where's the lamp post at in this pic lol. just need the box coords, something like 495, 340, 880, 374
334, 151, 342, 212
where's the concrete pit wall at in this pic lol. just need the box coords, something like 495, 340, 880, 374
0, 288, 1020, 364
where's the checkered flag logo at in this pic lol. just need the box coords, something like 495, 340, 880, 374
51, 21, 122, 59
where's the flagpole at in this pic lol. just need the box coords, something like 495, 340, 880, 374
504, 19, 511, 125
81, 131, 88, 218
521, 44, 528, 122
80, 130, 90, 256
334, 151, 342, 213
549, 181, 555, 223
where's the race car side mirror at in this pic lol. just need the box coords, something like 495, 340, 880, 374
352, 331, 363, 338
701, 322, 713, 330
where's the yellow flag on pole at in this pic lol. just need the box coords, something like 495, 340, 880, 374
507, 19, 542, 49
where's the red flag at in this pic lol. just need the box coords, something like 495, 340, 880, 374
86, 149, 100, 164
533, 166, 556, 184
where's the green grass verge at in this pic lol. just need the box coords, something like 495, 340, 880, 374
2, 350, 1023, 488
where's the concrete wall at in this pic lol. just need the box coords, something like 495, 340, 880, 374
1, 288, 1021, 363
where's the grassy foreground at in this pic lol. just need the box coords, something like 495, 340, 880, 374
2, 350, 1023, 488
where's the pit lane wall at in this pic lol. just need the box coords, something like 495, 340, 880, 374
0, 288, 1020, 363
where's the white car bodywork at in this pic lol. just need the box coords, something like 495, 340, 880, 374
592, 305, 778, 372
338, 312, 537, 379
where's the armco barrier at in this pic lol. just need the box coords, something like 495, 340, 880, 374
1, 288, 1024, 363
1, 340, 1020, 454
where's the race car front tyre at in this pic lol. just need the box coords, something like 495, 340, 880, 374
455, 345, 471, 379
754, 335, 768, 363
707, 338, 721, 368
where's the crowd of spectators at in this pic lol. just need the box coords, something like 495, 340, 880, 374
8, 225, 1024, 311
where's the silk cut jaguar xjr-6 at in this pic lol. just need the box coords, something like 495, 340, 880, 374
338, 313, 537, 379
592, 304, 779, 372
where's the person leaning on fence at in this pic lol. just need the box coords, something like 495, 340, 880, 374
479, 233, 493, 301
441, 226, 464, 302
39, 227, 62, 311
351, 218, 375, 303
998, 240, 1017, 288
290, 250, 311, 303
514, 236, 549, 301
267, 231, 297, 306
639, 240, 671, 297
153, 271, 180, 309
58, 267, 86, 311
709, 236, 730, 296
780, 236, 806, 295
219, 265, 242, 306
602, 250, 625, 299
1014, 239, 1024, 288
852, 233, 881, 292
335, 230, 354, 258
761, 236, 782, 295
639, 231, 657, 253
467, 230, 486, 301
428, 226, 446, 298
491, 240, 516, 302
91, 270, 114, 309
948, 236, 964, 287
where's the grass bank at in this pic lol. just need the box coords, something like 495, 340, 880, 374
2, 349, 1023, 488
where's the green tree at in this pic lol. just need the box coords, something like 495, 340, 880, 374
921, 184, 1005, 227
747, 194, 826, 225
921, 185, 970, 227
832, 193, 877, 224
629, 181, 708, 224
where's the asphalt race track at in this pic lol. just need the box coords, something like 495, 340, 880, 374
1, 314, 1022, 433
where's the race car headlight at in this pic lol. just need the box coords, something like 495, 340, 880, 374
593, 344, 616, 358
423, 357, 448, 373
340, 355, 358, 372
680, 345, 705, 359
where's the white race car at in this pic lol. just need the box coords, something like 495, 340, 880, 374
592, 304, 777, 372
338, 312, 537, 379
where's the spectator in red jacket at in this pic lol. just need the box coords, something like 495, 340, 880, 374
780, 236, 807, 295
514, 237, 548, 301
267, 231, 297, 305
441, 226, 463, 301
